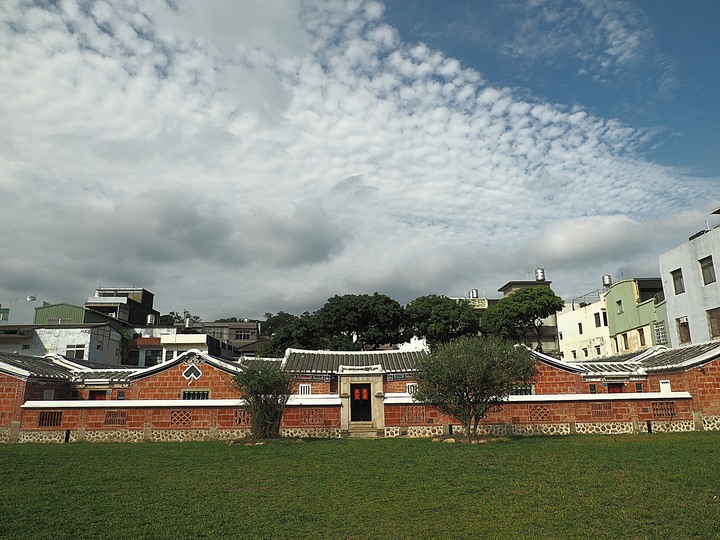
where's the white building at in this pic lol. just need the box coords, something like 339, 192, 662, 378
556, 288, 611, 361
658, 208, 720, 348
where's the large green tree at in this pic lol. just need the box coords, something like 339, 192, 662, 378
414, 335, 537, 439
259, 313, 322, 356
158, 310, 202, 325
234, 365, 293, 439
315, 293, 404, 349
480, 286, 564, 352
261, 311, 300, 337
404, 294, 479, 346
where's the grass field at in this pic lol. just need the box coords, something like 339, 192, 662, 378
1, 432, 719, 539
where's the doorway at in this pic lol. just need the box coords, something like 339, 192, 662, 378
350, 383, 372, 422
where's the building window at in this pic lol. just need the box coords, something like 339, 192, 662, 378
594, 312, 601, 327
638, 328, 646, 347
708, 308, 720, 339
182, 390, 209, 400
677, 317, 691, 343
165, 350, 174, 361
38, 411, 62, 427
22, 344, 30, 350
234, 330, 252, 340
616, 299, 624, 314
145, 349, 162, 367
635, 383, 643, 393
509, 384, 533, 395
298, 383, 312, 396
589, 384, 597, 394
700, 256, 716, 285
65, 344, 85, 360
170, 410, 192, 426
43, 389, 55, 401
104, 410, 127, 426
671, 268, 685, 294
595, 345, 601, 355
406, 383, 418, 395
654, 321, 667, 344
89, 390, 107, 400
622, 333, 629, 350
607, 383, 624, 393
558, 331, 563, 340
571, 350, 577, 359
652, 401, 675, 418
582, 348, 588, 357
602, 311, 608, 326
578, 322, 583, 335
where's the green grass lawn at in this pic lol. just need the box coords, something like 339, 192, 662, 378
1, 433, 719, 539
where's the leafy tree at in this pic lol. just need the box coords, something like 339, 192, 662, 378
404, 294, 479, 346
414, 335, 537, 439
259, 313, 323, 356
234, 365, 293, 439
214, 317, 240, 322
479, 286, 564, 352
261, 311, 299, 337
315, 293, 404, 349
158, 310, 203, 325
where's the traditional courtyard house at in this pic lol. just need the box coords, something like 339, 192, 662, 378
658, 208, 720, 348
4, 340, 720, 443
603, 278, 668, 355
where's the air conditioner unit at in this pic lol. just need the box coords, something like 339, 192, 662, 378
678, 316, 688, 324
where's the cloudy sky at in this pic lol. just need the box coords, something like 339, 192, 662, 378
1, 0, 718, 320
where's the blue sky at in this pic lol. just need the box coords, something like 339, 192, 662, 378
0, 0, 718, 320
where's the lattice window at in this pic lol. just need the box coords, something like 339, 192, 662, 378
652, 401, 676, 418
300, 408, 326, 425
400, 406, 426, 424
235, 409, 251, 426
104, 410, 127, 426
654, 321, 667, 344
529, 404, 550, 422
38, 411, 63, 427
591, 402, 613, 418
170, 409, 192, 427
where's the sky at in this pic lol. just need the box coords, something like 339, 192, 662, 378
1, 0, 718, 321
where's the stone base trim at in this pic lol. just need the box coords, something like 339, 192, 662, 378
512, 423, 570, 436
576, 422, 634, 435
280, 427, 341, 438
702, 415, 720, 431
406, 425, 444, 438
385, 427, 401, 438
646, 419, 695, 433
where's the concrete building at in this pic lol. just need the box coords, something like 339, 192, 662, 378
604, 278, 667, 355
84, 287, 159, 326
557, 286, 611, 361
0, 296, 49, 325
659, 208, 720, 348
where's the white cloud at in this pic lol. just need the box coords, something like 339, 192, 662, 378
0, 0, 715, 320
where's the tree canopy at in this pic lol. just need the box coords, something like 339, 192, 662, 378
404, 294, 479, 346
234, 365, 293, 439
479, 286, 564, 352
158, 310, 202, 325
414, 335, 537, 439
315, 293, 404, 349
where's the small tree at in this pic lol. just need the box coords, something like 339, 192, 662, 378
414, 335, 537, 439
234, 366, 293, 439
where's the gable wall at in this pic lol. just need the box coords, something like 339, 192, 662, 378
129, 361, 240, 400
0, 372, 25, 426
532, 361, 584, 394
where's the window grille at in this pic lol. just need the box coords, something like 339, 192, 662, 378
400, 406, 426, 424
654, 321, 667, 344
182, 390, 209, 400
591, 403, 613, 418
651, 401, 676, 418
170, 410, 192, 426
298, 384, 312, 396
235, 409, 251, 426
300, 408, 326, 425
529, 404, 550, 422
104, 410, 127, 426
38, 411, 62, 427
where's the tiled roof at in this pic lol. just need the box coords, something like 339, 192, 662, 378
639, 341, 720, 371
0, 353, 75, 380
283, 348, 424, 373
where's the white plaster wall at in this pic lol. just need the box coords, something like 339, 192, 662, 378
659, 227, 720, 347
557, 299, 611, 360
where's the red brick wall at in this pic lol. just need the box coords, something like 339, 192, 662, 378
0, 373, 25, 426
282, 406, 340, 428
384, 378, 415, 393
384, 404, 448, 426
129, 362, 241, 400
532, 362, 584, 394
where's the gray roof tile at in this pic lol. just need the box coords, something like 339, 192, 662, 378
283, 348, 424, 373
